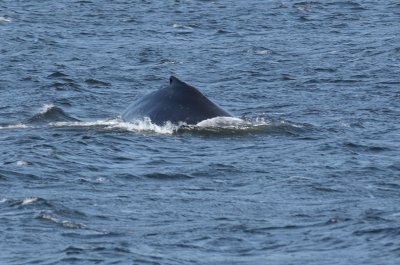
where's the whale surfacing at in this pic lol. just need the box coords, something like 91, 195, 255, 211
122, 76, 232, 125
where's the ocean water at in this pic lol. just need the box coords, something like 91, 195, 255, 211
1, 0, 400, 264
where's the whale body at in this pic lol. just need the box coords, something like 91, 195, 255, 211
122, 76, 231, 125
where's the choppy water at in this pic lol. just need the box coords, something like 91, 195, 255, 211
1, 0, 400, 264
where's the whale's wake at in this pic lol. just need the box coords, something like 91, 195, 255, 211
0, 104, 307, 136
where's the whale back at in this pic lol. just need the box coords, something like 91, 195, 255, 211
122, 76, 231, 125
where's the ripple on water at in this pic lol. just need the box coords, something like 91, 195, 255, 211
37, 212, 87, 229
0, 1, 398, 264
143, 173, 193, 180
27, 104, 79, 124
0, 16, 12, 23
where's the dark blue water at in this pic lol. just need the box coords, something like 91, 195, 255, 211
1, 1, 400, 264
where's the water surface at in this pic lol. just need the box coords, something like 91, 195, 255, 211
1, 1, 400, 264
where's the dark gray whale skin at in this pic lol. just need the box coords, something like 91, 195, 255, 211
121, 76, 232, 125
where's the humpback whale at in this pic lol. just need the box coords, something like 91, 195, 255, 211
122, 76, 232, 125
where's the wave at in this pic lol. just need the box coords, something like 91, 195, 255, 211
1, 117, 307, 136
48, 71, 69, 78
0, 16, 12, 23
172, 23, 194, 30
26, 104, 79, 124
37, 212, 86, 229
51, 116, 306, 136
1, 104, 307, 135
84, 78, 111, 86
143, 173, 193, 180
51, 117, 180, 134
0, 123, 30, 130
180, 116, 307, 136
1, 196, 53, 208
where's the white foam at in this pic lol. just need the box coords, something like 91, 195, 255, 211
196, 117, 246, 128
0, 110, 301, 135
40, 213, 86, 229
38, 104, 55, 114
16, 160, 28, 167
107, 117, 180, 134
96, 177, 107, 183
0, 198, 7, 203
0, 124, 30, 130
22, 197, 39, 205
252, 117, 271, 124
50, 119, 116, 128
40, 213, 58, 222
255, 49, 271, 55
0, 16, 11, 23
196, 116, 274, 130
173, 23, 193, 30
277, 119, 304, 128
0, 115, 300, 135
51, 117, 180, 134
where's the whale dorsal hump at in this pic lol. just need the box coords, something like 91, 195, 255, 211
122, 76, 231, 125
